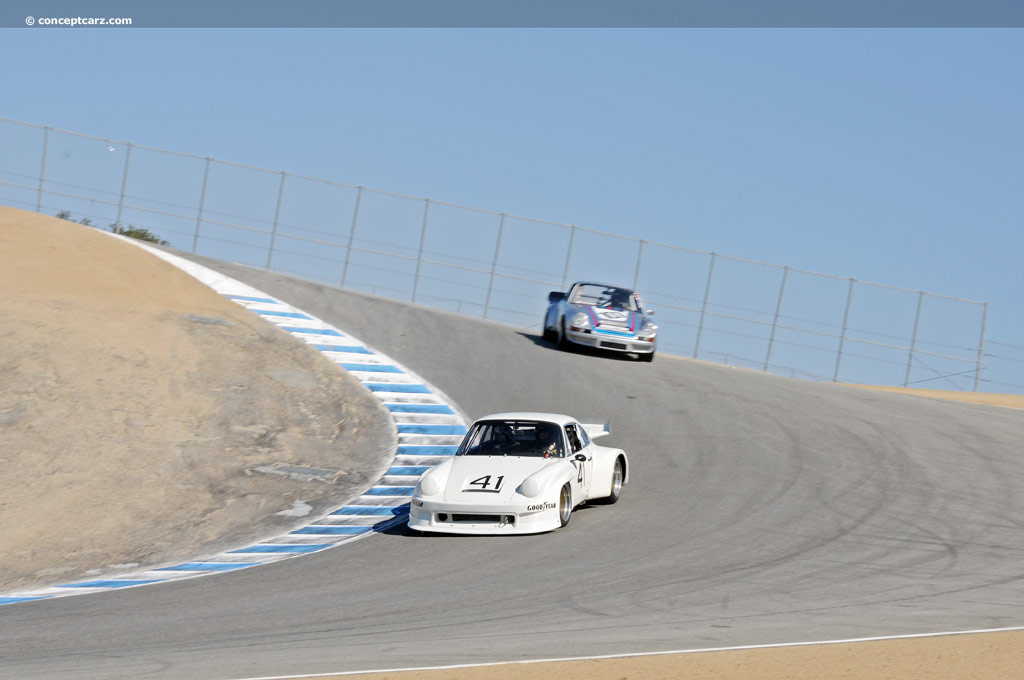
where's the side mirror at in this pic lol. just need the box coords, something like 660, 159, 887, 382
574, 453, 587, 462
646, 309, 655, 316
548, 291, 566, 303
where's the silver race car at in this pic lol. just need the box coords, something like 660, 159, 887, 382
542, 282, 658, 361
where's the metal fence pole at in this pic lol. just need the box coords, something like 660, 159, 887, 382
764, 265, 789, 371
560, 225, 577, 290
266, 171, 287, 270
693, 252, 717, 359
36, 126, 50, 213
833, 278, 856, 382
974, 303, 988, 392
632, 239, 645, 290
340, 185, 363, 287
483, 212, 507, 319
411, 198, 430, 303
904, 291, 925, 387
192, 157, 211, 254
115, 142, 133, 226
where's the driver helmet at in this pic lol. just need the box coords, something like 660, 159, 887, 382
610, 289, 630, 308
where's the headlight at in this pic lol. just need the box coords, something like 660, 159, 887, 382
520, 477, 542, 498
640, 321, 658, 336
418, 475, 441, 497
570, 312, 591, 328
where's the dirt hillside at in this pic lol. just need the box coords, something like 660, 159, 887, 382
0, 207, 395, 591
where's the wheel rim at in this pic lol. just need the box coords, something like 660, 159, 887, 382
559, 485, 571, 523
611, 460, 623, 497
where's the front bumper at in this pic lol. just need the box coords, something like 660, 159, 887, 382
565, 328, 656, 354
407, 497, 561, 535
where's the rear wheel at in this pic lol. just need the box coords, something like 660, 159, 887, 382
603, 457, 624, 504
558, 483, 573, 527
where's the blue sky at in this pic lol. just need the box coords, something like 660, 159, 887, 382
2, 29, 1021, 387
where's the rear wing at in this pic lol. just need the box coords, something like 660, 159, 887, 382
580, 420, 611, 440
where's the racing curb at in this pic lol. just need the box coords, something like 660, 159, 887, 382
0, 238, 468, 607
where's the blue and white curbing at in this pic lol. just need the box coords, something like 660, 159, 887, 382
0, 240, 468, 606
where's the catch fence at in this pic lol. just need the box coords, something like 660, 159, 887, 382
2, 116, 1013, 392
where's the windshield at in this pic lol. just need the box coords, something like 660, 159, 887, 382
457, 420, 565, 458
569, 283, 639, 312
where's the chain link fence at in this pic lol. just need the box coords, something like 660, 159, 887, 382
3, 117, 1018, 392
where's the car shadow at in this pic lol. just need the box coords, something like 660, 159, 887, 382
375, 514, 503, 539
516, 331, 647, 363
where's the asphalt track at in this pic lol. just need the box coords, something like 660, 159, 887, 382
2, 256, 1023, 680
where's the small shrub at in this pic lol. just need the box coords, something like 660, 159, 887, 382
53, 210, 169, 246
55, 211, 93, 227
109, 223, 169, 246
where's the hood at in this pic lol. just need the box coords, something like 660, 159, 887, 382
574, 304, 643, 332
442, 456, 555, 502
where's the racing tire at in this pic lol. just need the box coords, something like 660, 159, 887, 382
639, 351, 654, 362
541, 315, 555, 343
556, 319, 570, 351
558, 483, 573, 527
601, 457, 624, 505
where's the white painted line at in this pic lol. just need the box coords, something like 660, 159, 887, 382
218, 625, 1024, 680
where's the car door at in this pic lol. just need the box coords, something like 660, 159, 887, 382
564, 423, 593, 502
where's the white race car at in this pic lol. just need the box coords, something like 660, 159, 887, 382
407, 413, 628, 535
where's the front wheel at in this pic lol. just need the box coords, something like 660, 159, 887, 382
558, 483, 573, 527
556, 319, 570, 350
541, 313, 555, 342
639, 350, 654, 362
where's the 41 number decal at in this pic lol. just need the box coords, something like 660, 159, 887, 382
466, 474, 504, 493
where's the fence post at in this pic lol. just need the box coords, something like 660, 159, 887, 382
904, 291, 925, 387
560, 225, 577, 290
483, 212, 507, 320
411, 198, 430, 303
632, 239, 645, 290
36, 126, 50, 213
266, 171, 287, 270
693, 252, 717, 359
974, 303, 988, 392
115, 142, 133, 227
340, 185, 363, 287
192, 157, 212, 254
833, 278, 855, 382
764, 265, 789, 371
